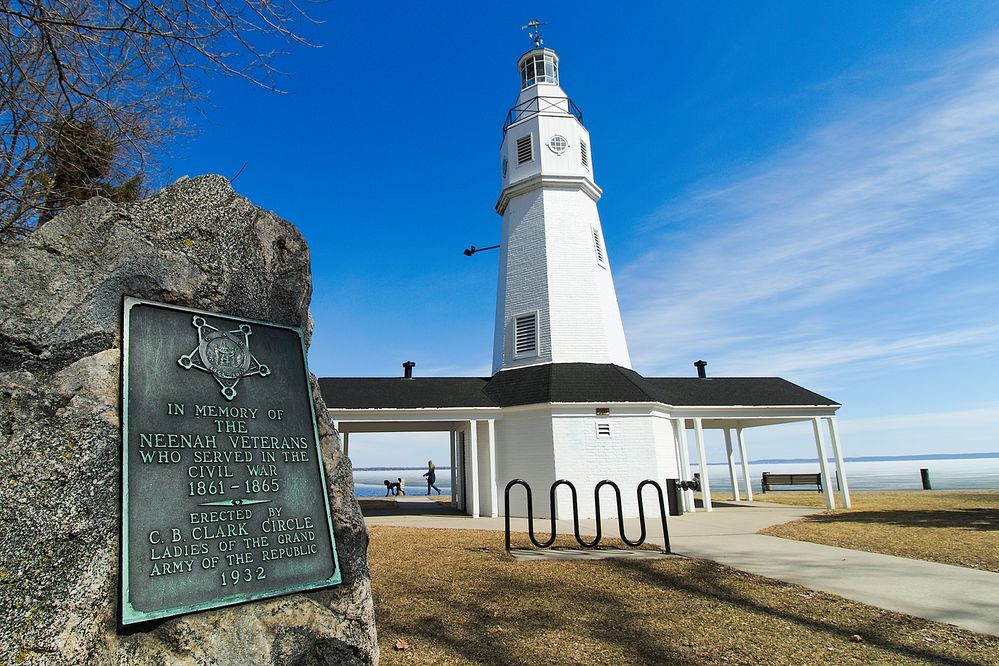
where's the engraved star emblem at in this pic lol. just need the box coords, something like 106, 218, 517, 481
178, 316, 270, 400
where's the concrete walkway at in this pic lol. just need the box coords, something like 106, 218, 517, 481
360, 497, 999, 637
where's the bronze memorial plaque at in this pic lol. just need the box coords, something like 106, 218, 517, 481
120, 298, 340, 625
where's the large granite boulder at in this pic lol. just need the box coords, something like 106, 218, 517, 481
0, 175, 378, 665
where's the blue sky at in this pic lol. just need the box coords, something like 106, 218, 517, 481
166, 2, 999, 467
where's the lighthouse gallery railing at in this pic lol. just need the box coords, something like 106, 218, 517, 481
503, 96, 584, 134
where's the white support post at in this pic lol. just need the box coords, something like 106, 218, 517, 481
811, 418, 836, 510
468, 420, 480, 518
693, 418, 712, 512
675, 419, 695, 512
826, 416, 851, 509
487, 419, 497, 518
456, 431, 465, 511
724, 429, 740, 501
736, 427, 753, 501
450, 430, 457, 507
342, 432, 349, 458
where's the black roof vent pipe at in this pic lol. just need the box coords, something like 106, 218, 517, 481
694, 360, 708, 378
403, 361, 416, 379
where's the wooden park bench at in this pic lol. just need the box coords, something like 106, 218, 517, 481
761, 472, 822, 493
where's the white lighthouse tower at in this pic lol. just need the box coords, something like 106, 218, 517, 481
493, 34, 632, 374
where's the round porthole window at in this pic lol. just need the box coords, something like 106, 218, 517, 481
548, 135, 568, 155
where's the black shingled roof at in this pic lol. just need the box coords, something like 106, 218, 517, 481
320, 363, 838, 410
482, 363, 657, 406
317, 376, 493, 409
643, 377, 837, 407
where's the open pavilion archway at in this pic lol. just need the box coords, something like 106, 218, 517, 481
333, 409, 504, 518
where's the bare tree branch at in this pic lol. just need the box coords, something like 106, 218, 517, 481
0, 0, 323, 242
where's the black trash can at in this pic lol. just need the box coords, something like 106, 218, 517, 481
665, 478, 684, 516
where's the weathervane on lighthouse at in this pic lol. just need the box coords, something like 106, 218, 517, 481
522, 19, 545, 48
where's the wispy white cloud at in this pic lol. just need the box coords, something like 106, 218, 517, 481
716, 324, 999, 379
415, 361, 493, 377
618, 34, 999, 383
841, 404, 999, 433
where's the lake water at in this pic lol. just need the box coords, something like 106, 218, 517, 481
353, 468, 452, 497
352, 458, 999, 498
703, 457, 999, 494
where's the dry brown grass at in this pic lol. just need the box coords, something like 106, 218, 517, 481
368, 526, 999, 665
757, 490, 999, 572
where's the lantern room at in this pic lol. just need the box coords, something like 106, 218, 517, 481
518, 49, 559, 89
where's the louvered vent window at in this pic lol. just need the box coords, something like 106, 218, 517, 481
516, 135, 533, 165
596, 422, 611, 438
592, 226, 606, 265
514, 312, 538, 357
580, 140, 590, 169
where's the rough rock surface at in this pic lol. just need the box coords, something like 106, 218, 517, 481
0, 175, 378, 665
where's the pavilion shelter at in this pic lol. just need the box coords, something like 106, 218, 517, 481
321, 368, 851, 519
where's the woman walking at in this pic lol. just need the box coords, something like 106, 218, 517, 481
423, 460, 441, 495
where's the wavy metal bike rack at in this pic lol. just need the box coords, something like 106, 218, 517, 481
504, 478, 671, 554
